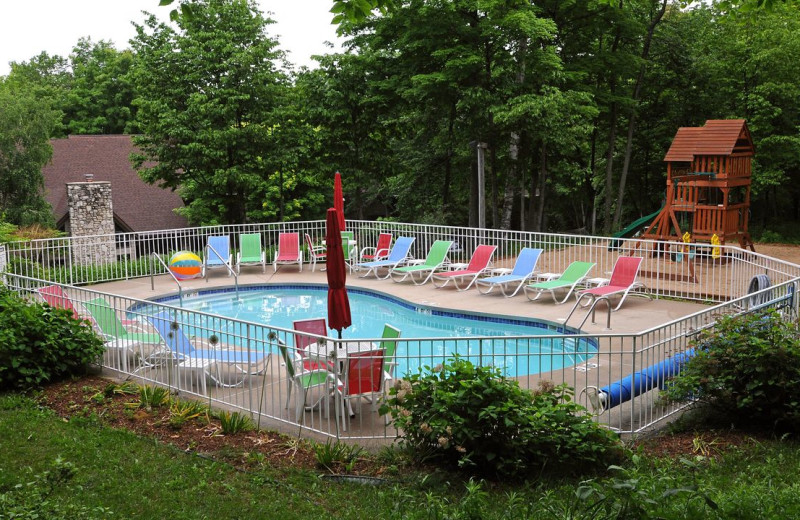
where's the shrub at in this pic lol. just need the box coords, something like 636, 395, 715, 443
381, 357, 623, 478
0, 288, 105, 390
664, 310, 800, 432
217, 410, 254, 434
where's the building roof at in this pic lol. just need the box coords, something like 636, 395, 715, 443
664, 119, 754, 162
43, 135, 188, 232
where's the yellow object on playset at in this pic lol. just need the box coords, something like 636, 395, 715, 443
711, 234, 721, 259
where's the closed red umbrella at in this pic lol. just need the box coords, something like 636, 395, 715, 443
334, 171, 346, 231
326, 207, 351, 338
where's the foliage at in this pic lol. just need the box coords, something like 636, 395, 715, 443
0, 458, 112, 520
314, 440, 363, 474
168, 399, 209, 429
381, 357, 623, 478
0, 288, 104, 390
0, 84, 58, 227
130, 0, 294, 225
135, 385, 171, 412
7, 256, 154, 285
216, 410, 254, 434
664, 311, 800, 431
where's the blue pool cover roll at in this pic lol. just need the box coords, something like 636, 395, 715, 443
599, 349, 695, 409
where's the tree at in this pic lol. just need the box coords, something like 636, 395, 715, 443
0, 83, 58, 226
130, 0, 290, 225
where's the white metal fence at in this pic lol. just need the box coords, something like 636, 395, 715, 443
2, 221, 799, 440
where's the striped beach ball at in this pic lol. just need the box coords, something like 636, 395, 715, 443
168, 251, 202, 280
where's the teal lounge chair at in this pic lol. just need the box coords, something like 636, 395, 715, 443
236, 233, 266, 274
475, 247, 543, 297
389, 240, 453, 285
523, 261, 595, 304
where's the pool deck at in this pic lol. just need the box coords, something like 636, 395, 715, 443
89, 266, 711, 441
90, 266, 709, 336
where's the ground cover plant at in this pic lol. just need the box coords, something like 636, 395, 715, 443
4, 376, 800, 519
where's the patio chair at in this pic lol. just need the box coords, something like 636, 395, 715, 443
357, 236, 416, 279
475, 248, 543, 297
389, 240, 453, 285
332, 348, 386, 433
293, 318, 332, 371
305, 233, 327, 272
203, 235, 233, 277
236, 233, 266, 274
273, 232, 302, 272
37, 284, 82, 320
575, 256, 649, 311
272, 333, 338, 421
341, 230, 357, 272
85, 297, 162, 373
379, 324, 401, 383
523, 261, 596, 304
147, 311, 270, 391
431, 244, 497, 291
358, 233, 392, 263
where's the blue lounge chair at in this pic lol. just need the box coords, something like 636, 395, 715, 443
203, 235, 233, 277
475, 248, 543, 297
357, 236, 416, 279
147, 311, 270, 389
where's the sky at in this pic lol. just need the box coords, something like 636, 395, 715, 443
0, 0, 344, 76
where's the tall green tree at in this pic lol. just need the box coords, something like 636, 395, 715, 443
130, 0, 290, 225
0, 83, 58, 226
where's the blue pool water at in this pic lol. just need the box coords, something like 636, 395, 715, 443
145, 285, 596, 377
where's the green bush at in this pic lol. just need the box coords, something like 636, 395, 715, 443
0, 287, 105, 390
664, 311, 800, 432
381, 357, 623, 478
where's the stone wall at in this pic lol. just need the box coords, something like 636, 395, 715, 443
67, 181, 116, 266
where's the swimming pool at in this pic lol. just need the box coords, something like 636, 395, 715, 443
144, 285, 597, 377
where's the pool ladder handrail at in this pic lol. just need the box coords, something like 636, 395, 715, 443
563, 293, 612, 330
150, 252, 184, 306
204, 243, 240, 297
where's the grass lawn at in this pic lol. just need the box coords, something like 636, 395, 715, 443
4, 389, 800, 519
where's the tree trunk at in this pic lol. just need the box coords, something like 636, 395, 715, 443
612, 0, 667, 231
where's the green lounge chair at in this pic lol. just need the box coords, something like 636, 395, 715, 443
236, 233, 266, 274
523, 261, 596, 304
85, 297, 162, 373
389, 240, 453, 285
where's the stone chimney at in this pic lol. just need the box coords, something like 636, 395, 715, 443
66, 180, 116, 265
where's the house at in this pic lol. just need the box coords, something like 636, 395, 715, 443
42, 135, 189, 233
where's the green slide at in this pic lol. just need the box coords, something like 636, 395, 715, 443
608, 206, 663, 250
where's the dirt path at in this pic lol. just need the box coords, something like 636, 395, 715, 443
752, 243, 800, 265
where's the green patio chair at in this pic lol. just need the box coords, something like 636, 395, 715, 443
236, 233, 266, 274
523, 261, 596, 304
389, 240, 453, 285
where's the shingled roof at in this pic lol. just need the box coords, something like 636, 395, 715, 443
43, 135, 188, 232
663, 119, 754, 162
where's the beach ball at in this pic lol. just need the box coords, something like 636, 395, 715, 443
168, 251, 202, 280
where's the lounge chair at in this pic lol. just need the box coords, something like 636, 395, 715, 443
85, 297, 161, 373
203, 235, 233, 277
147, 311, 270, 391
575, 256, 649, 311
236, 233, 266, 274
475, 248, 543, 297
524, 261, 596, 304
273, 232, 302, 272
357, 236, 416, 279
431, 244, 497, 291
304, 233, 327, 272
37, 284, 82, 320
389, 240, 453, 285
358, 233, 392, 263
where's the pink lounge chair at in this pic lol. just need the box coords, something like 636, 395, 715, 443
37, 284, 81, 320
273, 232, 302, 272
431, 245, 497, 291
576, 256, 649, 311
